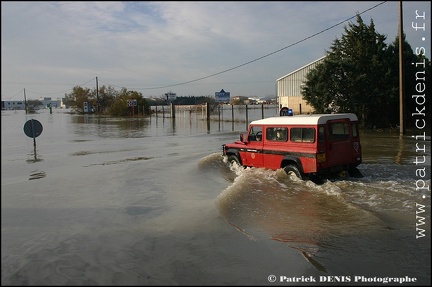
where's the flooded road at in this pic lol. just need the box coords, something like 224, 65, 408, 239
1, 108, 430, 285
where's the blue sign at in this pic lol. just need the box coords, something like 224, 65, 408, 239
215, 89, 230, 103
280, 107, 293, 116
127, 99, 137, 107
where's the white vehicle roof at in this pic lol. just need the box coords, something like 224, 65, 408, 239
250, 113, 358, 126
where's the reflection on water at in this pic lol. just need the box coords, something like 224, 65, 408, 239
28, 170, 46, 180
70, 115, 153, 138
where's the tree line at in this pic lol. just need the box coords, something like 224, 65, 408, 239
64, 85, 219, 117
302, 15, 430, 129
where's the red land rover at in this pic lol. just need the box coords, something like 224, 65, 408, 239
222, 113, 363, 183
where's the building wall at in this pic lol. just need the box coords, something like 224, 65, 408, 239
276, 56, 326, 114
1, 101, 25, 110
1, 97, 66, 110
41, 97, 65, 108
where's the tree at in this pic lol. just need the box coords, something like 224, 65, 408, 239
302, 15, 393, 127
26, 99, 43, 111
64, 86, 93, 113
386, 34, 431, 130
107, 88, 150, 117
97, 85, 117, 113
65, 85, 151, 116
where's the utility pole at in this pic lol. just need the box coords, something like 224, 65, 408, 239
96, 76, 99, 113
399, 1, 405, 135
24, 88, 27, 114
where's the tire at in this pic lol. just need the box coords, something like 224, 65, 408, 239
308, 173, 325, 185
284, 164, 304, 180
228, 155, 241, 167
348, 167, 364, 178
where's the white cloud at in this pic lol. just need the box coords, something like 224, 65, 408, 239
1, 1, 430, 99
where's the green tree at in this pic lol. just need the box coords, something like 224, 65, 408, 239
64, 86, 93, 113
108, 88, 150, 116
302, 15, 392, 127
26, 99, 43, 112
386, 34, 431, 130
97, 85, 117, 114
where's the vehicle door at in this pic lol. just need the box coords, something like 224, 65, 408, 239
243, 125, 264, 167
325, 119, 352, 167
263, 126, 288, 170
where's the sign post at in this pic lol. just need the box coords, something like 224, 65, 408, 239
127, 99, 138, 116
23, 119, 43, 161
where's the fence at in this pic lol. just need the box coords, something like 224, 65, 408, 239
150, 103, 279, 129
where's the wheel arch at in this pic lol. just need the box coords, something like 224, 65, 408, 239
226, 149, 242, 165
280, 156, 305, 174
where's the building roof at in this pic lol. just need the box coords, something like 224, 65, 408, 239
250, 113, 358, 125
276, 55, 327, 81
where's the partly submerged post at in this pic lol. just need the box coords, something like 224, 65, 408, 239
170, 102, 175, 118
23, 119, 43, 161
206, 102, 210, 120
245, 104, 249, 130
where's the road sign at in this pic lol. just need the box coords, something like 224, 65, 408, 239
127, 99, 137, 107
215, 89, 230, 103
23, 119, 43, 138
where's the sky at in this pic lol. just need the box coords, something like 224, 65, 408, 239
1, 1, 431, 101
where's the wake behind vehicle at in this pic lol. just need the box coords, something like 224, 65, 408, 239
222, 113, 363, 184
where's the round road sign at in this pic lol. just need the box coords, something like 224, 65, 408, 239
23, 119, 43, 138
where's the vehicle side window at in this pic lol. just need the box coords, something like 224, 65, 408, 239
266, 127, 288, 141
290, 128, 315, 143
328, 123, 349, 141
318, 126, 325, 142
352, 123, 358, 138
248, 126, 263, 141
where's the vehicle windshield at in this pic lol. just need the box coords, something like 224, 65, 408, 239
248, 126, 263, 141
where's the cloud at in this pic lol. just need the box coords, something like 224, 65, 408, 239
1, 1, 430, 99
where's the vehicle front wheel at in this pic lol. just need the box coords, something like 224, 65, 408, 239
284, 164, 304, 180
228, 155, 241, 167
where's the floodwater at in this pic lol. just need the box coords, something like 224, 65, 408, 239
1, 108, 431, 286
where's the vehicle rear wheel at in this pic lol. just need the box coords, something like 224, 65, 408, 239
284, 164, 304, 180
228, 155, 241, 167
348, 166, 364, 178
308, 173, 325, 185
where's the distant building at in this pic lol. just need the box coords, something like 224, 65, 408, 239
1, 97, 66, 110
1, 100, 25, 110
276, 56, 326, 114
39, 97, 66, 109
247, 97, 267, 105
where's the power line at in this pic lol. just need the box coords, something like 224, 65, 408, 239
4, 2, 387, 96
135, 1, 387, 90
5, 78, 97, 99
4, 89, 25, 100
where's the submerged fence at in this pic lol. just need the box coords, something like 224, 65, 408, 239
132, 103, 280, 133
151, 103, 279, 124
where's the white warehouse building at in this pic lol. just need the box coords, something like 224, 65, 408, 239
277, 55, 326, 115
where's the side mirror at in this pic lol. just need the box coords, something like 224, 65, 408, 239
240, 134, 244, 142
